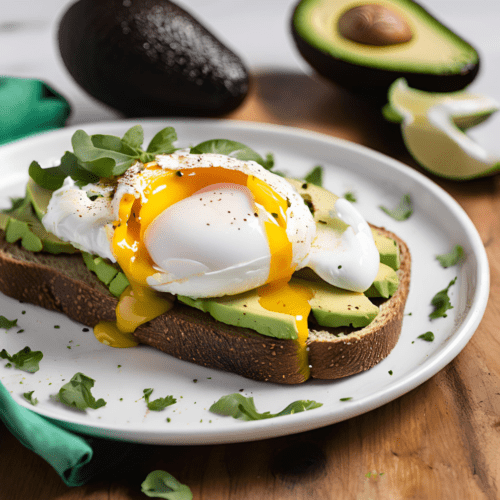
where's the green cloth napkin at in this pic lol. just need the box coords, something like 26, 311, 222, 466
0, 77, 71, 146
0, 78, 142, 487
0, 382, 142, 486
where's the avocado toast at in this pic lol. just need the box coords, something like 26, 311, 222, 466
0, 179, 410, 385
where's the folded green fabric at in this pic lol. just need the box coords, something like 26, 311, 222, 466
0, 382, 140, 486
0, 77, 71, 146
0, 79, 142, 487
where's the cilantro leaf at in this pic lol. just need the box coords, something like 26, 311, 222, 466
190, 139, 273, 170
0, 316, 18, 330
53, 372, 107, 410
141, 470, 193, 500
23, 391, 38, 406
429, 277, 457, 319
343, 191, 357, 202
209, 393, 322, 421
436, 245, 464, 268
143, 388, 176, 411
418, 331, 435, 342
379, 194, 413, 221
0, 346, 43, 373
304, 165, 323, 187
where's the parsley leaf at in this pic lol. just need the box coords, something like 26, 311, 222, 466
23, 391, 38, 405
343, 191, 357, 202
429, 277, 457, 319
418, 331, 435, 342
0, 346, 43, 373
436, 245, 464, 268
141, 470, 193, 500
53, 372, 106, 410
143, 388, 176, 411
304, 165, 323, 187
379, 194, 413, 221
209, 393, 322, 421
0, 316, 18, 330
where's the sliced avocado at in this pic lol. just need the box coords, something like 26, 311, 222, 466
385, 78, 500, 179
26, 178, 54, 219
58, 0, 249, 117
291, 0, 479, 96
299, 278, 379, 328
1, 185, 77, 254
371, 227, 400, 270
178, 291, 299, 340
179, 276, 379, 339
364, 263, 399, 298
82, 252, 130, 297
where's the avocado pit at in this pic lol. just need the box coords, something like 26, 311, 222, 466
338, 4, 413, 46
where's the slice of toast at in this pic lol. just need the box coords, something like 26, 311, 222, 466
0, 226, 410, 384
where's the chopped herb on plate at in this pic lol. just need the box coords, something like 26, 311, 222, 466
436, 245, 464, 268
0, 316, 18, 330
0, 346, 43, 373
303, 165, 323, 187
52, 372, 106, 410
418, 331, 435, 342
429, 277, 457, 319
23, 391, 38, 406
143, 388, 176, 411
379, 194, 413, 221
209, 393, 322, 421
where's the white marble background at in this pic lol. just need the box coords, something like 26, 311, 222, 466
2, 0, 500, 149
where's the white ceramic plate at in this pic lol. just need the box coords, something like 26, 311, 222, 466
0, 119, 489, 445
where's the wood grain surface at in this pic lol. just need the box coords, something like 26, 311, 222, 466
1, 72, 499, 500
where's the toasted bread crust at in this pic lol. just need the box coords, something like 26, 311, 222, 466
308, 228, 411, 379
0, 226, 410, 384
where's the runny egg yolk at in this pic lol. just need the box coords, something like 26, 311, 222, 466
94, 162, 312, 370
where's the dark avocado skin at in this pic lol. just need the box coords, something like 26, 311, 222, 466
290, 0, 480, 99
58, 0, 249, 117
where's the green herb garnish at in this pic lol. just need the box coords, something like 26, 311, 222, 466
379, 194, 413, 221
340, 397, 352, 401
436, 245, 464, 268
0, 316, 18, 330
0, 347, 42, 373
343, 191, 357, 202
141, 470, 193, 500
209, 393, 322, 421
418, 331, 435, 342
29, 125, 178, 190
303, 165, 323, 187
23, 391, 38, 406
190, 139, 274, 170
429, 277, 457, 319
53, 372, 106, 410
143, 388, 176, 412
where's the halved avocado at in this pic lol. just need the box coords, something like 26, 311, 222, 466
291, 0, 480, 96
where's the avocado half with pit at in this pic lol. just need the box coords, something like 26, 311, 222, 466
58, 0, 249, 117
291, 0, 480, 96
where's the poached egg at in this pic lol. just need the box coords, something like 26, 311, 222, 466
43, 152, 379, 351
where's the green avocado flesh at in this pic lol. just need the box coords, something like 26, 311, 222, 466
0, 182, 77, 254
291, 0, 479, 93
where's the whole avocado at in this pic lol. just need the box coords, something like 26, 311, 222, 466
58, 0, 249, 117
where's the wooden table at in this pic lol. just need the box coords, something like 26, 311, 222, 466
1, 72, 499, 500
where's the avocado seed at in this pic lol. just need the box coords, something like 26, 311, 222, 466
338, 4, 413, 46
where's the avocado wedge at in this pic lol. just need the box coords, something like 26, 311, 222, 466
291, 0, 479, 97
384, 78, 500, 179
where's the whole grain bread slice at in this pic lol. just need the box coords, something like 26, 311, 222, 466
0, 225, 410, 384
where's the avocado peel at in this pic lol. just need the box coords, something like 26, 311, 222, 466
385, 78, 500, 179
